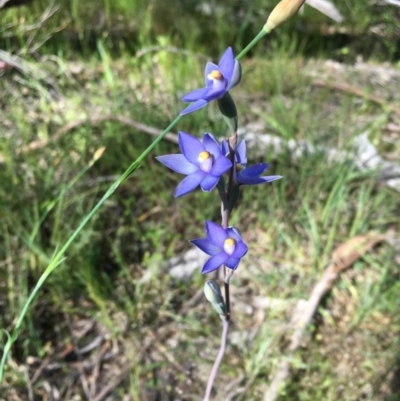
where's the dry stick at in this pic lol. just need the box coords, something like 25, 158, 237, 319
263, 233, 386, 401
2, 83, 398, 164
24, 366, 34, 401
52, 115, 179, 144
91, 363, 135, 401
313, 80, 400, 116
92, 333, 155, 401
0, 115, 178, 163
30, 355, 51, 384
91, 285, 209, 401
62, 310, 94, 400
89, 341, 110, 397
92, 329, 187, 401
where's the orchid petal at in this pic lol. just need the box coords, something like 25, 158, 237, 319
218, 47, 235, 79
232, 241, 248, 259
209, 155, 232, 177
221, 140, 229, 157
179, 99, 208, 116
189, 238, 220, 256
225, 256, 241, 270
202, 253, 229, 274
203, 88, 226, 102
235, 139, 247, 165
174, 170, 205, 197
240, 163, 270, 177
238, 175, 282, 186
202, 133, 221, 158
205, 221, 227, 247
200, 174, 219, 192
178, 132, 204, 164
205, 62, 219, 82
156, 154, 197, 175
227, 60, 242, 90
181, 87, 209, 102
226, 227, 243, 242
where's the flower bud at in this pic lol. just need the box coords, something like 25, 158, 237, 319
88, 146, 106, 167
264, 0, 305, 32
204, 280, 226, 316
217, 92, 238, 134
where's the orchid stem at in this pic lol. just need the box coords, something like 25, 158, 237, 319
235, 29, 268, 61
204, 132, 238, 398
203, 319, 230, 401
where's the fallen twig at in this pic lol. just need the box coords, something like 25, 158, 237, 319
313, 80, 400, 116
51, 115, 179, 145
263, 233, 386, 401
0, 49, 60, 94
0, 115, 178, 164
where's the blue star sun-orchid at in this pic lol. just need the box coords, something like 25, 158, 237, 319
180, 47, 241, 116
190, 221, 248, 274
222, 139, 282, 185
156, 132, 232, 197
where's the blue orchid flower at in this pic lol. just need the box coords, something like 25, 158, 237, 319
180, 47, 241, 116
221, 139, 282, 185
190, 221, 248, 274
156, 132, 232, 197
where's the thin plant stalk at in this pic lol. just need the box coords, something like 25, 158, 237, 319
236, 29, 268, 61
203, 319, 229, 401
0, 115, 182, 382
203, 132, 237, 398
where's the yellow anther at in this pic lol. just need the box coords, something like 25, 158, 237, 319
223, 237, 236, 255
209, 70, 223, 80
224, 238, 236, 247
198, 151, 211, 161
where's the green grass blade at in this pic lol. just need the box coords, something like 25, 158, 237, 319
0, 114, 182, 383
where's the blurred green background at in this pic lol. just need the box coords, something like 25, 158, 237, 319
2, 0, 400, 59
1, 1, 400, 400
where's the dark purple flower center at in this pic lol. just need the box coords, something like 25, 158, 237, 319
223, 238, 236, 255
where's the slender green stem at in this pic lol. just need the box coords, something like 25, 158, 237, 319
0, 114, 182, 383
235, 29, 268, 61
